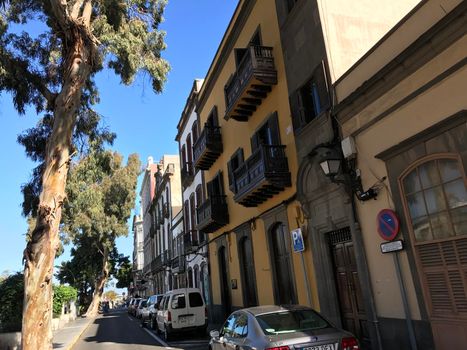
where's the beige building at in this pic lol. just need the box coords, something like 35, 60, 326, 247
334, 0, 467, 348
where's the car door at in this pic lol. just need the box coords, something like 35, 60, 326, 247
157, 295, 169, 330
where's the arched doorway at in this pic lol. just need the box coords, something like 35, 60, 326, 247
218, 246, 231, 318
239, 236, 258, 306
269, 222, 297, 304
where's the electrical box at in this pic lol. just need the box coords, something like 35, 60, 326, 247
341, 136, 357, 159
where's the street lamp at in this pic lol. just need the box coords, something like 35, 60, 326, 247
316, 146, 379, 201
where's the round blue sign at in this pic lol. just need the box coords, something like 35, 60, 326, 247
377, 209, 400, 241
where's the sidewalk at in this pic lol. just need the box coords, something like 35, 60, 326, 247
52, 316, 93, 350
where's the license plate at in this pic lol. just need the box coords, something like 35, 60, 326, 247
179, 316, 187, 324
302, 344, 338, 350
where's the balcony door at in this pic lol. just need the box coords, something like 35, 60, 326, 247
251, 112, 280, 151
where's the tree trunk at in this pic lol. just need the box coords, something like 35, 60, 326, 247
21, 26, 93, 350
85, 248, 110, 317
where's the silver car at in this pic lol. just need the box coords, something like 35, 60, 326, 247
209, 305, 359, 350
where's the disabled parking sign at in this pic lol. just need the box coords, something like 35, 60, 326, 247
291, 228, 305, 252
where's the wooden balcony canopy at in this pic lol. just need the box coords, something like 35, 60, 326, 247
224, 45, 277, 122
232, 144, 291, 207
193, 125, 223, 170
196, 194, 229, 233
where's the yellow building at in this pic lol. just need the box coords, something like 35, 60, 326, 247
334, 0, 467, 348
193, 0, 317, 323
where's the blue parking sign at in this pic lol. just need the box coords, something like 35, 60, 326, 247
291, 228, 305, 252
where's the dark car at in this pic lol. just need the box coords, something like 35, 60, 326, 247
209, 305, 359, 350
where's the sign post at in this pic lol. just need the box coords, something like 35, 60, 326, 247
291, 228, 312, 307
376, 209, 417, 350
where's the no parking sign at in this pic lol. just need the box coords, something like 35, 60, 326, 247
377, 209, 400, 241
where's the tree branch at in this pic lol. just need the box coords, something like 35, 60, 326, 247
71, 0, 85, 19
82, 1, 92, 28
0, 48, 57, 106
49, 0, 70, 32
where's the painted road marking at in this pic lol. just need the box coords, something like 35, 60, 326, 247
142, 328, 173, 348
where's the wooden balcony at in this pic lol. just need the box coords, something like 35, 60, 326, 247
181, 162, 195, 188
184, 230, 199, 254
232, 144, 291, 207
196, 194, 229, 233
193, 125, 223, 170
224, 46, 277, 122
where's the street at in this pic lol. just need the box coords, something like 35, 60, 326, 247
73, 309, 210, 350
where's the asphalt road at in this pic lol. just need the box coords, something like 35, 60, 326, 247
73, 309, 210, 350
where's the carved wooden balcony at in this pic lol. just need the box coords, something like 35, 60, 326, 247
184, 230, 199, 254
196, 194, 229, 233
224, 45, 277, 122
194, 125, 223, 170
232, 144, 291, 207
181, 162, 195, 188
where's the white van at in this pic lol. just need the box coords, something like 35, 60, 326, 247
156, 288, 208, 340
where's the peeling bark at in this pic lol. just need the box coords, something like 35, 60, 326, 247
21, 23, 95, 350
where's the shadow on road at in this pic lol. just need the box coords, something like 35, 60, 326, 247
81, 309, 156, 346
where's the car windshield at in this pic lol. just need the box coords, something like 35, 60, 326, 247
256, 309, 330, 335
140, 301, 147, 308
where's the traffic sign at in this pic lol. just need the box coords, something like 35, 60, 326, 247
291, 228, 305, 252
381, 239, 404, 253
377, 209, 400, 241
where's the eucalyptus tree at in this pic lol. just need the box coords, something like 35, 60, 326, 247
0, 1, 169, 348
62, 149, 140, 316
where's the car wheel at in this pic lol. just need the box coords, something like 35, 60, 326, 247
164, 324, 172, 341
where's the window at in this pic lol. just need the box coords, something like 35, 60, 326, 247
192, 121, 199, 144
187, 134, 193, 169
256, 309, 330, 335
183, 200, 189, 233
206, 106, 219, 127
227, 148, 244, 192
233, 313, 248, 337
222, 314, 237, 337
207, 172, 225, 198
189, 194, 196, 232
171, 294, 186, 309
251, 112, 280, 151
402, 158, 467, 242
189, 292, 203, 307
290, 61, 330, 131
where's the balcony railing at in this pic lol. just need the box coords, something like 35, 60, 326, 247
196, 194, 229, 233
224, 45, 277, 121
150, 255, 163, 273
232, 144, 291, 207
193, 125, 223, 170
181, 162, 195, 187
184, 230, 199, 254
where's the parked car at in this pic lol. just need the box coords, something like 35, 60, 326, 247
209, 305, 360, 350
155, 288, 207, 340
146, 294, 164, 328
135, 299, 148, 319
128, 297, 141, 316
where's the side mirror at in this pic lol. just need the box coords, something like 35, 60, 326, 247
210, 330, 220, 339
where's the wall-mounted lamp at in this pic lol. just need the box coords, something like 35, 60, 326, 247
314, 145, 379, 202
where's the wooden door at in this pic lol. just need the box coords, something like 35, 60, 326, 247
329, 229, 368, 344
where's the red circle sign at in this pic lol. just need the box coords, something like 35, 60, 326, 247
377, 209, 400, 241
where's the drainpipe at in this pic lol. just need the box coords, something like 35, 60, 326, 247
346, 197, 383, 350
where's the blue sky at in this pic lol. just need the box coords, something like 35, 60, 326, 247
0, 1, 238, 277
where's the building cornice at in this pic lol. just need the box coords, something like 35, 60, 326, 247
335, 1, 466, 124
196, 0, 256, 115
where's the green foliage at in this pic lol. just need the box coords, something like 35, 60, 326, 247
0, 0, 169, 217
0, 272, 23, 332
52, 285, 77, 318
115, 255, 132, 289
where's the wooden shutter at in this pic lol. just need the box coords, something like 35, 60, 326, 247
289, 89, 304, 131
315, 61, 330, 111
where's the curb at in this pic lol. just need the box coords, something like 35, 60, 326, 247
65, 317, 94, 350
